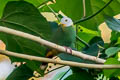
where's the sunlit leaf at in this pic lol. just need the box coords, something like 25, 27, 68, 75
105, 47, 120, 57
105, 16, 120, 32
103, 58, 120, 78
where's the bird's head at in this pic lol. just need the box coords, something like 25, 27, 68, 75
59, 17, 73, 28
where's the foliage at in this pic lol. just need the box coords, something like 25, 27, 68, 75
0, 0, 120, 80
7, 64, 33, 80
65, 68, 94, 80
40, 0, 120, 30
105, 47, 120, 57
103, 58, 120, 78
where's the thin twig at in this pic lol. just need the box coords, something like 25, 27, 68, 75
0, 26, 105, 63
83, 0, 86, 18
74, 0, 113, 24
0, 50, 120, 69
46, 4, 60, 22
76, 35, 90, 47
76, 0, 89, 48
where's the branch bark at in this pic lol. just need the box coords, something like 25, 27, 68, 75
0, 26, 105, 63
0, 50, 120, 69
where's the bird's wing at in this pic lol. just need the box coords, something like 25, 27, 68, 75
49, 22, 59, 34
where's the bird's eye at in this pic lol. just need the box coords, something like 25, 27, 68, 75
65, 19, 68, 22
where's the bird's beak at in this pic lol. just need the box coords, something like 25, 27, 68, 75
59, 23, 66, 28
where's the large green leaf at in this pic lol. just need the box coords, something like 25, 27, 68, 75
24, 0, 45, 7
0, 0, 46, 18
65, 69, 94, 80
109, 31, 120, 48
0, 1, 51, 57
110, 31, 120, 42
0, 0, 18, 18
58, 53, 84, 63
40, 0, 120, 30
105, 47, 120, 57
76, 26, 99, 50
7, 64, 33, 80
84, 38, 104, 56
0, 1, 52, 38
105, 16, 120, 32
103, 58, 120, 78
0, 1, 51, 73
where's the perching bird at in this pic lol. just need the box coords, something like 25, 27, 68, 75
46, 16, 76, 58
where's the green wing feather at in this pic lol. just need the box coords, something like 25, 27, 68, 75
46, 22, 76, 57
51, 25, 76, 48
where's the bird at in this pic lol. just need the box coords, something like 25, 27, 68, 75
45, 16, 76, 58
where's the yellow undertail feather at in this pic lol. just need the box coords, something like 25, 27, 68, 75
46, 49, 59, 58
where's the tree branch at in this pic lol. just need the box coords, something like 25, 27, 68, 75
74, 0, 113, 24
0, 26, 105, 63
0, 50, 120, 69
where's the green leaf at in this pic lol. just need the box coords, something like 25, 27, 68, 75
103, 58, 120, 78
7, 64, 33, 80
0, 1, 52, 39
0, 0, 19, 18
76, 26, 99, 50
40, 0, 120, 30
0, 0, 46, 18
65, 70, 94, 80
105, 47, 120, 57
110, 31, 120, 42
0, 1, 51, 72
84, 40, 104, 56
24, 0, 45, 7
26, 61, 44, 75
105, 16, 120, 32
58, 53, 84, 63
0, 1, 51, 58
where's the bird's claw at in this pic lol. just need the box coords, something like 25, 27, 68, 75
64, 46, 72, 54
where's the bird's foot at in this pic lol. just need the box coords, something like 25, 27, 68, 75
64, 46, 72, 54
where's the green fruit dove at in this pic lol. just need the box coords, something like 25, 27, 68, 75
46, 16, 76, 58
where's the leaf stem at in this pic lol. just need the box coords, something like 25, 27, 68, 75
76, 35, 90, 47
74, 0, 113, 24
